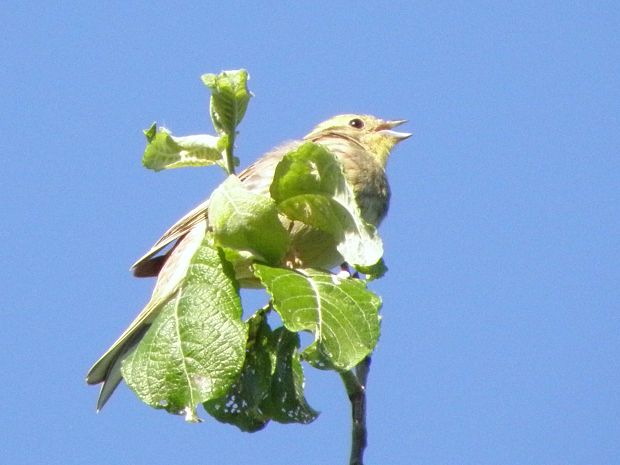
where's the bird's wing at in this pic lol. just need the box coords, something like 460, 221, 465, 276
88, 141, 303, 409
130, 198, 210, 274
130, 141, 300, 276
87, 223, 207, 409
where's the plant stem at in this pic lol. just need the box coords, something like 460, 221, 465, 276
225, 132, 236, 175
340, 356, 371, 465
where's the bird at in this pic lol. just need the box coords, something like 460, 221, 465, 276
86, 114, 411, 411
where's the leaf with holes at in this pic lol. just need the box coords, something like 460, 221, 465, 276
204, 313, 317, 430
203, 312, 273, 431
262, 326, 318, 424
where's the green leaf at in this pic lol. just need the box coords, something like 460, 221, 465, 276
122, 238, 247, 421
203, 313, 273, 432
204, 313, 318, 431
270, 142, 384, 268
262, 327, 318, 424
254, 265, 382, 371
142, 123, 225, 172
209, 175, 290, 264
270, 142, 344, 202
201, 70, 251, 136
355, 258, 388, 281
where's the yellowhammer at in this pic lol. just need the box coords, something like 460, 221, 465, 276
87, 114, 410, 410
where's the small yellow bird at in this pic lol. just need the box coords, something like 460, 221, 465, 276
86, 114, 410, 410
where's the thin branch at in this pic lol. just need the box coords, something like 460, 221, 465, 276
356, 356, 371, 386
340, 356, 372, 465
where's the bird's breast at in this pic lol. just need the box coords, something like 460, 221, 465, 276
317, 137, 390, 226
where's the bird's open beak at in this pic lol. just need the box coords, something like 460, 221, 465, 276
377, 119, 412, 142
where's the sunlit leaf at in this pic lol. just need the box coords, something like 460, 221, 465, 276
142, 123, 225, 171
270, 142, 383, 268
254, 265, 381, 371
122, 238, 247, 421
201, 69, 251, 136
210, 175, 290, 264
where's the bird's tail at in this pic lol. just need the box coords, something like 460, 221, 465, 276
86, 321, 151, 411
86, 222, 207, 410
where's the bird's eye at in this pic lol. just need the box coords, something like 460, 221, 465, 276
349, 118, 364, 129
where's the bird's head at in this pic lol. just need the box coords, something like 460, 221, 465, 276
304, 114, 411, 167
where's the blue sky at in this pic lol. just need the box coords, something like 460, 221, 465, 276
2, 2, 618, 464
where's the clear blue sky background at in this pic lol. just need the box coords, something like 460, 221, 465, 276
2, 2, 618, 464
